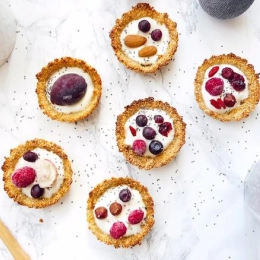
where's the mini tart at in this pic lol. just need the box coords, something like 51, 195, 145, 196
109, 3, 178, 73
116, 97, 186, 170
1, 139, 73, 208
36, 57, 102, 123
195, 53, 260, 121
87, 177, 154, 248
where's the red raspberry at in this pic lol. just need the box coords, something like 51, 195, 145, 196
109, 221, 127, 239
132, 140, 146, 155
128, 209, 144, 224
11, 166, 36, 188
205, 78, 224, 96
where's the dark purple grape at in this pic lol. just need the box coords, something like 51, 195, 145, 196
151, 29, 162, 41
31, 184, 44, 198
149, 140, 163, 155
119, 189, 131, 202
143, 127, 156, 140
23, 151, 38, 162
50, 73, 87, 106
154, 115, 164, 123
136, 115, 148, 127
231, 80, 246, 92
138, 20, 151, 33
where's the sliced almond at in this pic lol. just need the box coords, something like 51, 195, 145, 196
124, 35, 147, 48
138, 46, 157, 58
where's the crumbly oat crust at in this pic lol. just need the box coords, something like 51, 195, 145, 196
116, 97, 186, 170
2, 139, 73, 208
109, 3, 178, 73
87, 177, 154, 248
36, 57, 102, 123
194, 53, 260, 121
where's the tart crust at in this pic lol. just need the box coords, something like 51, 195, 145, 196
87, 177, 155, 248
2, 139, 73, 208
116, 97, 186, 170
109, 3, 178, 73
195, 53, 260, 121
36, 57, 102, 123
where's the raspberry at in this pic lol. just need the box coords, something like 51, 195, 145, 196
208, 66, 219, 77
132, 140, 146, 155
11, 166, 36, 188
128, 209, 144, 224
205, 78, 224, 96
109, 221, 127, 239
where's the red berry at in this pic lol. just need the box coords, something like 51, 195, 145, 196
95, 207, 108, 219
109, 221, 127, 239
217, 98, 226, 109
232, 72, 245, 82
11, 167, 36, 188
221, 67, 234, 79
132, 140, 146, 155
205, 78, 224, 96
154, 115, 164, 123
129, 126, 136, 136
158, 122, 173, 137
223, 93, 236, 107
208, 66, 219, 77
210, 99, 221, 109
231, 80, 246, 92
128, 209, 144, 224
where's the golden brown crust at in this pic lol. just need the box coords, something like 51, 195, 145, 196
87, 177, 154, 248
194, 53, 260, 121
36, 57, 102, 123
109, 3, 178, 73
1, 139, 73, 208
116, 97, 186, 170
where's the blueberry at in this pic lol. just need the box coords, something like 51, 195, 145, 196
136, 115, 148, 127
119, 189, 131, 202
149, 140, 163, 155
138, 20, 151, 33
31, 184, 44, 198
23, 151, 38, 162
143, 127, 156, 140
151, 29, 162, 41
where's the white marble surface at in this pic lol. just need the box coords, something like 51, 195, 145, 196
0, 0, 260, 259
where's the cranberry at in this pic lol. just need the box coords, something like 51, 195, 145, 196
158, 122, 173, 137
138, 20, 151, 33
154, 115, 164, 123
223, 93, 236, 107
205, 78, 224, 96
221, 67, 234, 79
95, 207, 108, 219
149, 140, 163, 155
208, 66, 219, 77
109, 202, 122, 216
136, 115, 148, 127
143, 127, 156, 140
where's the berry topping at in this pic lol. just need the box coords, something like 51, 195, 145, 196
109, 221, 127, 239
143, 127, 156, 140
36, 159, 57, 188
109, 202, 122, 216
128, 209, 144, 224
31, 184, 44, 198
221, 67, 234, 79
119, 188, 131, 202
210, 99, 221, 109
11, 167, 36, 188
224, 93, 236, 107
149, 140, 163, 155
151, 29, 162, 41
129, 126, 136, 136
132, 140, 146, 156
217, 98, 226, 109
136, 115, 148, 127
158, 122, 173, 137
95, 207, 108, 219
231, 79, 246, 92
50, 73, 87, 106
23, 151, 38, 162
205, 78, 224, 96
232, 72, 245, 82
208, 66, 219, 77
138, 20, 151, 33
154, 115, 164, 123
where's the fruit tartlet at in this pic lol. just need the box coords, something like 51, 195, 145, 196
36, 57, 102, 122
195, 53, 260, 121
116, 97, 186, 170
87, 177, 154, 248
1, 139, 73, 208
109, 3, 178, 73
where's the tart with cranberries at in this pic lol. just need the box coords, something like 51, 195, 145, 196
116, 97, 186, 170
36, 57, 102, 122
195, 53, 260, 121
1, 139, 73, 208
87, 177, 154, 248
109, 3, 178, 73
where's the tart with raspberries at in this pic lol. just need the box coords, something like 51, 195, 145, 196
109, 3, 178, 73
87, 177, 154, 248
116, 97, 186, 170
195, 53, 260, 121
36, 57, 102, 122
1, 139, 73, 208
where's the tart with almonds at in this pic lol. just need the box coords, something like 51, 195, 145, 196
116, 97, 186, 170
36, 57, 102, 122
1, 139, 73, 208
110, 3, 178, 73
195, 53, 260, 121
87, 177, 154, 248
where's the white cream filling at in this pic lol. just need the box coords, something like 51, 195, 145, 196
46, 67, 94, 113
124, 109, 174, 157
94, 185, 147, 237
15, 148, 64, 198
120, 17, 170, 65
202, 64, 249, 113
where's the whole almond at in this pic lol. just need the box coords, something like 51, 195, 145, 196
124, 35, 147, 48
138, 46, 157, 57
